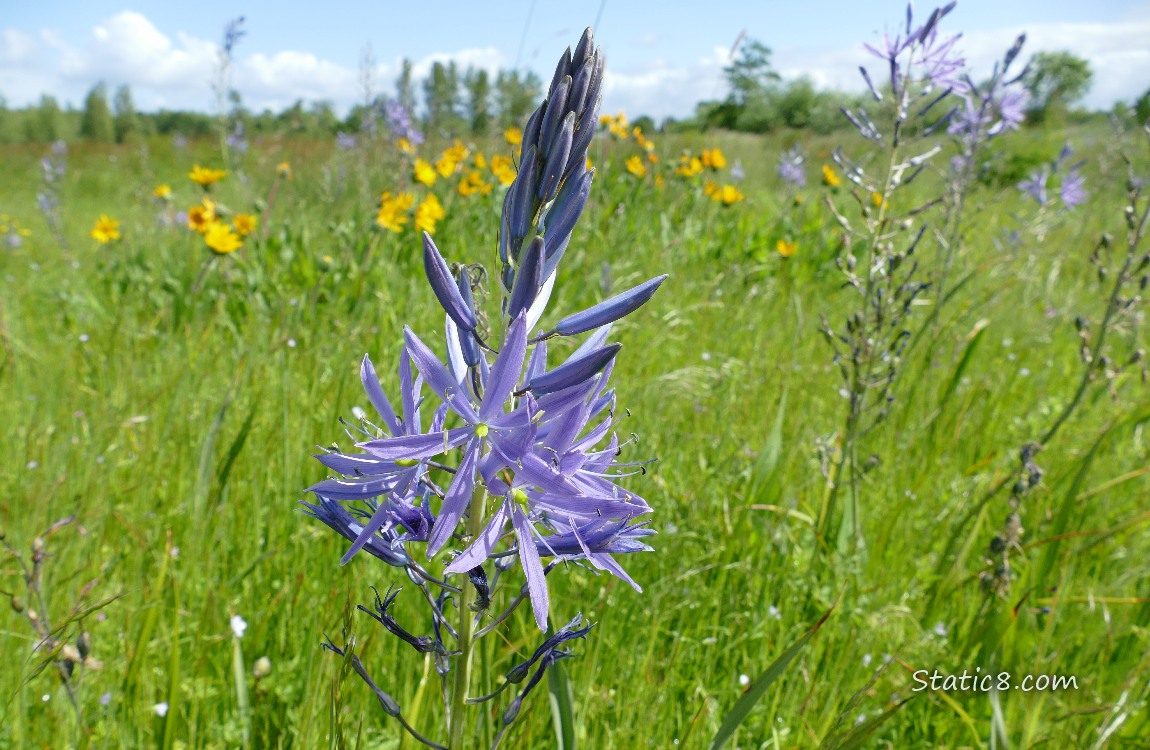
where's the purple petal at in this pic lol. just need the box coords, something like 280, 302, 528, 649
513, 505, 549, 630
524, 339, 549, 384
423, 232, 477, 331
427, 439, 481, 557
399, 350, 419, 432
552, 275, 667, 337
515, 452, 580, 493
508, 236, 545, 320
359, 427, 472, 460
404, 327, 480, 423
307, 475, 400, 501
480, 312, 528, 420
527, 344, 621, 395
339, 501, 396, 565
444, 499, 511, 574
313, 452, 395, 475
361, 355, 401, 434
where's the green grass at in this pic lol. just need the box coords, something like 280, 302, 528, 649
1, 122, 1148, 749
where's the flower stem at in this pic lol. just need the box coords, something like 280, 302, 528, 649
447, 488, 486, 748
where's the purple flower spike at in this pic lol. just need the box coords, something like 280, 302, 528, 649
423, 233, 477, 332
551, 275, 668, 337
527, 344, 621, 395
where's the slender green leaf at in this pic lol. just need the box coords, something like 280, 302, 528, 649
548, 658, 577, 750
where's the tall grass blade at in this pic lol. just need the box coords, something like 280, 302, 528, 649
708, 604, 835, 750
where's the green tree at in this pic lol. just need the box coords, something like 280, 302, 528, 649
494, 69, 540, 128
1134, 87, 1150, 127
423, 61, 463, 133
80, 83, 114, 142
28, 94, 64, 142
464, 67, 491, 134
310, 100, 339, 134
1024, 51, 1093, 122
396, 58, 416, 115
0, 95, 13, 144
113, 84, 138, 143
723, 37, 780, 107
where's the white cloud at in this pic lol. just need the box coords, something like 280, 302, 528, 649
1, 29, 36, 65
2, 11, 1146, 121
0, 12, 507, 115
241, 51, 360, 110
410, 47, 506, 81
770, 18, 1150, 112
959, 21, 1150, 108
601, 46, 730, 121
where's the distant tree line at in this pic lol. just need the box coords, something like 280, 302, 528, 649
671, 37, 1138, 134
0, 58, 543, 145
0, 42, 1141, 145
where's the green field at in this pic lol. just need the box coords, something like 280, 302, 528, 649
2, 113, 1149, 749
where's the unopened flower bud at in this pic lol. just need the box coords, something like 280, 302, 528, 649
77, 631, 92, 659
10, 596, 25, 613
252, 656, 272, 679
32, 537, 45, 554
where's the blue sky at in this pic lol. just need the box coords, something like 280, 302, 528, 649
3, 0, 1148, 119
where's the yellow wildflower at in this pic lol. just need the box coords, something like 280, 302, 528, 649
444, 140, 470, 164
415, 194, 446, 234
703, 180, 718, 197
676, 155, 703, 177
647, 152, 660, 164
187, 198, 217, 233
712, 184, 745, 205
625, 155, 647, 178
473, 152, 487, 170
776, 239, 797, 258
397, 137, 415, 154
655, 174, 665, 187
504, 126, 523, 146
277, 162, 293, 179
701, 148, 727, 170
871, 191, 888, 209
436, 155, 458, 179
204, 223, 243, 254
90, 215, 121, 244
376, 191, 415, 232
633, 127, 654, 151
188, 164, 227, 186
233, 213, 258, 236
606, 112, 631, 139
822, 164, 842, 187
489, 155, 516, 186
154, 184, 172, 200
459, 171, 493, 197
414, 158, 438, 186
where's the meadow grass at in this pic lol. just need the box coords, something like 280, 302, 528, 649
1, 121, 1149, 748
